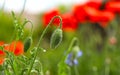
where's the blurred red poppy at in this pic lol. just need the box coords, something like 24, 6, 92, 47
108, 0, 120, 2
0, 41, 5, 56
0, 59, 4, 65
84, 6, 101, 22
8, 41, 24, 56
60, 13, 78, 31
105, 2, 120, 13
0, 41, 5, 65
0, 41, 4, 45
81, 6, 114, 28
100, 10, 114, 22
0, 41, 24, 65
42, 9, 60, 26
84, 6, 114, 24
86, 0, 102, 9
73, 1, 102, 23
73, 4, 87, 23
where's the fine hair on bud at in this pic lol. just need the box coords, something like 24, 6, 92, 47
24, 36, 32, 52
50, 28, 63, 49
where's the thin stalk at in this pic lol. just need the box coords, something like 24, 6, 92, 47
38, 61, 44, 75
74, 65, 79, 75
105, 63, 110, 75
18, 0, 27, 20
11, 11, 18, 42
37, 16, 62, 47
2, 48, 17, 75
27, 16, 62, 75
3, 63, 11, 75
22, 20, 34, 36
63, 37, 78, 61
58, 37, 78, 75
93, 67, 98, 75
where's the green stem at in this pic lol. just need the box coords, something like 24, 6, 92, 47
105, 63, 109, 75
10, 61, 17, 75
22, 20, 34, 36
18, 0, 27, 20
5, 57, 17, 75
64, 37, 78, 61
37, 16, 62, 47
93, 67, 98, 75
58, 37, 78, 75
3, 62, 11, 75
11, 11, 19, 42
2, 48, 17, 75
27, 16, 62, 75
74, 65, 79, 75
105, 58, 110, 75
38, 61, 44, 75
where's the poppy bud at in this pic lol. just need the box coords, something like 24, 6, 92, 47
24, 37, 32, 52
72, 46, 82, 58
50, 28, 63, 49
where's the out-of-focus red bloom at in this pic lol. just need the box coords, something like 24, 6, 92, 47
73, 4, 87, 23
73, 1, 102, 23
42, 9, 60, 26
0, 41, 4, 45
0, 41, 5, 55
0, 59, 4, 65
84, 6, 101, 22
8, 41, 24, 56
98, 10, 114, 28
73, 3, 114, 28
0, 41, 24, 65
83, 6, 114, 27
105, 2, 120, 13
101, 11, 114, 21
108, 0, 120, 2
60, 13, 78, 31
86, 0, 102, 9
0, 41, 5, 65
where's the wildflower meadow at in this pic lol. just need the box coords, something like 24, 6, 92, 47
0, 0, 120, 75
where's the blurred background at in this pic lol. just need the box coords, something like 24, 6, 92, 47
0, 0, 87, 14
1, 0, 120, 75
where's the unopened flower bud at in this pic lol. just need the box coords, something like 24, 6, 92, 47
50, 28, 62, 49
24, 37, 32, 52
72, 46, 82, 58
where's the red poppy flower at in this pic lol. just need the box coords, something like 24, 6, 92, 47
0, 41, 5, 65
0, 41, 4, 45
100, 10, 114, 22
0, 41, 5, 55
82, 6, 114, 27
83, 6, 101, 22
105, 2, 120, 13
96, 10, 115, 27
108, 0, 120, 2
73, 1, 102, 23
8, 41, 24, 56
0, 59, 4, 65
60, 13, 78, 31
42, 9, 60, 26
0, 41, 24, 65
84, 6, 114, 22
73, 4, 87, 23
86, 0, 102, 9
